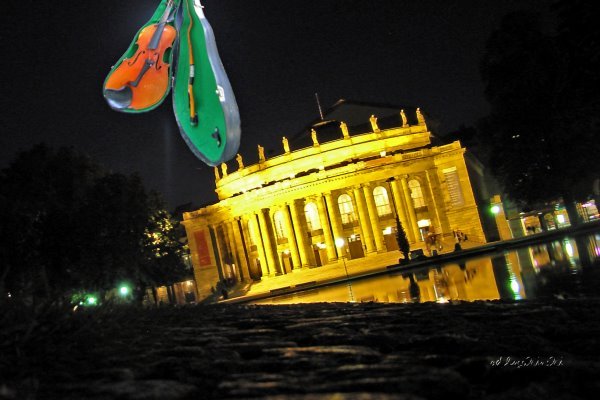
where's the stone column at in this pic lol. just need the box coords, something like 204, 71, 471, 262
231, 218, 251, 281
363, 185, 385, 252
289, 200, 310, 267
240, 216, 259, 279
353, 186, 375, 253
252, 213, 270, 277
401, 176, 421, 241
257, 208, 279, 276
390, 179, 415, 243
316, 195, 336, 262
324, 192, 344, 257
282, 205, 301, 269
225, 221, 242, 281
426, 169, 451, 234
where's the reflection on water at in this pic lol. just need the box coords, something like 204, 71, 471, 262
255, 233, 600, 305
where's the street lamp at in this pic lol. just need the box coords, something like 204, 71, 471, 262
335, 237, 354, 302
86, 296, 97, 306
118, 284, 132, 302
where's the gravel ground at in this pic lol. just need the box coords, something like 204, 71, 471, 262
2, 298, 600, 399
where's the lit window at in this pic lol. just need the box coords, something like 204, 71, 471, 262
304, 202, 321, 231
338, 194, 357, 224
373, 186, 392, 216
409, 179, 426, 208
273, 211, 286, 239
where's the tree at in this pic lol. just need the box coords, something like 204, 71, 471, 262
478, 1, 600, 224
0, 144, 187, 304
396, 218, 410, 263
0, 144, 102, 301
139, 204, 191, 291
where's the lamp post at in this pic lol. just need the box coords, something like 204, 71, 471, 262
335, 237, 354, 302
490, 194, 513, 241
385, 177, 411, 264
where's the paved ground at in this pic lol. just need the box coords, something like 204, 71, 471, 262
2, 298, 599, 399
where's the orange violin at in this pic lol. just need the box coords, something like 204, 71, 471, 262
104, 0, 177, 111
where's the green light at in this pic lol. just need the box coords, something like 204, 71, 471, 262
87, 296, 97, 306
491, 205, 501, 215
119, 286, 130, 296
510, 279, 520, 294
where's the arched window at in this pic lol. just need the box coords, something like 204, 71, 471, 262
409, 179, 426, 208
273, 211, 286, 239
304, 202, 321, 231
338, 194, 357, 224
373, 186, 392, 216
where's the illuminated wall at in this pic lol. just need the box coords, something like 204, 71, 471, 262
183, 109, 485, 299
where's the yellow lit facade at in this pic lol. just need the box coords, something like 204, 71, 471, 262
183, 109, 485, 299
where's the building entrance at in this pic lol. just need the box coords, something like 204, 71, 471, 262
348, 234, 365, 259
251, 258, 263, 280
281, 251, 293, 273
384, 233, 399, 251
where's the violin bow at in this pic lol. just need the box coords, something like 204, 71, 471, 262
186, 0, 198, 125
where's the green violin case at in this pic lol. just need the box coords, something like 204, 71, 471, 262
172, 0, 241, 166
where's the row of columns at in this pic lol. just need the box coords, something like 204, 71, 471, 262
211, 174, 439, 282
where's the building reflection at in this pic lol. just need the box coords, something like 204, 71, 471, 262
255, 233, 600, 305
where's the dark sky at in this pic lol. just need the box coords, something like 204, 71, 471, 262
0, 0, 553, 209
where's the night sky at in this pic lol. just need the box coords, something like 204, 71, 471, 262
0, 0, 553, 210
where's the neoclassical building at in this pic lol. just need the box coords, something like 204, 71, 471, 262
182, 107, 485, 297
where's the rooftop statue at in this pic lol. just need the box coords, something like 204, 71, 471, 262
416, 108, 426, 125
370, 114, 380, 132
340, 121, 349, 139
282, 136, 290, 153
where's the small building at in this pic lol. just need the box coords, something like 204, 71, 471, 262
182, 105, 485, 300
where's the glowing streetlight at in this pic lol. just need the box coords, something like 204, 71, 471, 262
86, 296, 97, 306
335, 237, 354, 302
491, 205, 501, 215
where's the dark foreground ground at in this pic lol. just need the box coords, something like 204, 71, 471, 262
2, 298, 600, 400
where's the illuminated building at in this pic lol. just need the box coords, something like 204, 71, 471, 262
182, 105, 486, 299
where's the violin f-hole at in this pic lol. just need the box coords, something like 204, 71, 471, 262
127, 50, 146, 67
153, 52, 162, 70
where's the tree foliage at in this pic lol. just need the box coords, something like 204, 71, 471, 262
479, 1, 600, 213
0, 144, 188, 304
396, 218, 410, 263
